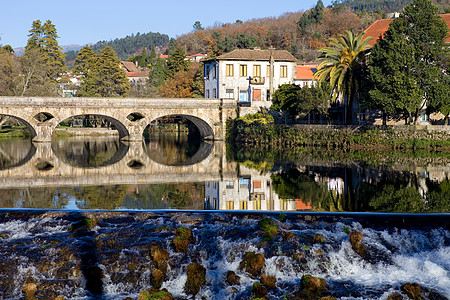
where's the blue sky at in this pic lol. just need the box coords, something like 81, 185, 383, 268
0, 0, 332, 49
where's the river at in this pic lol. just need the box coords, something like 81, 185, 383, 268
0, 134, 448, 299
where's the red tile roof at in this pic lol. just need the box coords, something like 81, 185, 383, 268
363, 14, 450, 46
295, 64, 318, 80
120, 61, 140, 73
126, 71, 149, 77
215, 49, 297, 62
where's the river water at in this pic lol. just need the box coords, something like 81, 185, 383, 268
0, 135, 449, 299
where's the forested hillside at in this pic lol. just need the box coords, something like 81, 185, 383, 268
65, 31, 169, 66
176, 2, 375, 62
336, 0, 449, 13
91, 32, 169, 59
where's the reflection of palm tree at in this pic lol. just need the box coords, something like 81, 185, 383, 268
315, 31, 372, 124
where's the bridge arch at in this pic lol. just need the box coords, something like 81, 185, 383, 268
0, 114, 38, 140
149, 114, 214, 139
57, 114, 130, 140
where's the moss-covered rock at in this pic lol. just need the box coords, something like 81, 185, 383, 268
22, 282, 37, 300
313, 233, 325, 244
225, 271, 240, 286
69, 217, 98, 234
173, 227, 194, 253
252, 281, 268, 298
387, 293, 403, 300
401, 283, 422, 300
152, 269, 164, 289
239, 252, 265, 277
261, 274, 276, 290
138, 288, 173, 300
150, 245, 169, 273
259, 217, 280, 240
185, 263, 206, 295
349, 231, 365, 258
301, 274, 327, 298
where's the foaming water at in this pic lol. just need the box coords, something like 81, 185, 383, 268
0, 211, 448, 299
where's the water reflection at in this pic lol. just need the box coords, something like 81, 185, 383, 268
0, 139, 36, 170
52, 137, 129, 168
143, 133, 213, 166
0, 137, 449, 213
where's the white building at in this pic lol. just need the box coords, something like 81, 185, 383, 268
203, 48, 297, 107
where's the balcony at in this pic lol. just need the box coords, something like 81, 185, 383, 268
250, 76, 265, 85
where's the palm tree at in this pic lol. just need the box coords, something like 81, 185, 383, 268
314, 31, 372, 124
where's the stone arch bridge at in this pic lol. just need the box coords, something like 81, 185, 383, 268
0, 97, 237, 142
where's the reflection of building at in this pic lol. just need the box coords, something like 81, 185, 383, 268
205, 166, 298, 211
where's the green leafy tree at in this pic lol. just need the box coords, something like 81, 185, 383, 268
271, 83, 301, 116
19, 48, 57, 96
297, 82, 331, 118
315, 30, 372, 124
78, 46, 130, 97
0, 48, 21, 96
364, 0, 449, 124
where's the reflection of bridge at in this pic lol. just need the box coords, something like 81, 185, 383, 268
0, 141, 237, 188
0, 97, 237, 142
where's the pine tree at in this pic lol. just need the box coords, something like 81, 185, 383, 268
73, 46, 96, 76
139, 46, 147, 68
41, 20, 67, 78
78, 46, 130, 97
25, 20, 67, 81
167, 46, 190, 78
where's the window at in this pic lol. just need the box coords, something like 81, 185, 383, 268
213, 88, 217, 98
206, 65, 210, 79
280, 65, 288, 78
226, 181, 234, 189
226, 201, 234, 210
206, 89, 210, 98
225, 89, 234, 99
239, 64, 247, 77
240, 201, 248, 210
226, 64, 234, 77
253, 65, 261, 77
213, 65, 217, 79
267, 65, 271, 78
239, 90, 248, 103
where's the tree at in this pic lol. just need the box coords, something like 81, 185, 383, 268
19, 48, 57, 96
78, 46, 130, 97
364, 0, 449, 124
159, 70, 195, 98
0, 48, 21, 96
148, 56, 167, 88
271, 83, 301, 116
315, 30, 372, 124
73, 46, 96, 76
167, 46, 190, 78
298, 0, 325, 34
193, 21, 204, 31
297, 82, 331, 118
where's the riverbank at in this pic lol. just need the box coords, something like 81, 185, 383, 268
0, 210, 448, 299
226, 120, 450, 150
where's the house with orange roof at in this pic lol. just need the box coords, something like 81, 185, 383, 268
119, 61, 149, 85
294, 64, 318, 88
186, 53, 207, 62
363, 14, 450, 46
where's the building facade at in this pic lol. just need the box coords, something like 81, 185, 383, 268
203, 49, 297, 107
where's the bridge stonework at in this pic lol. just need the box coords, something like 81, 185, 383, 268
0, 97, 237, 142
